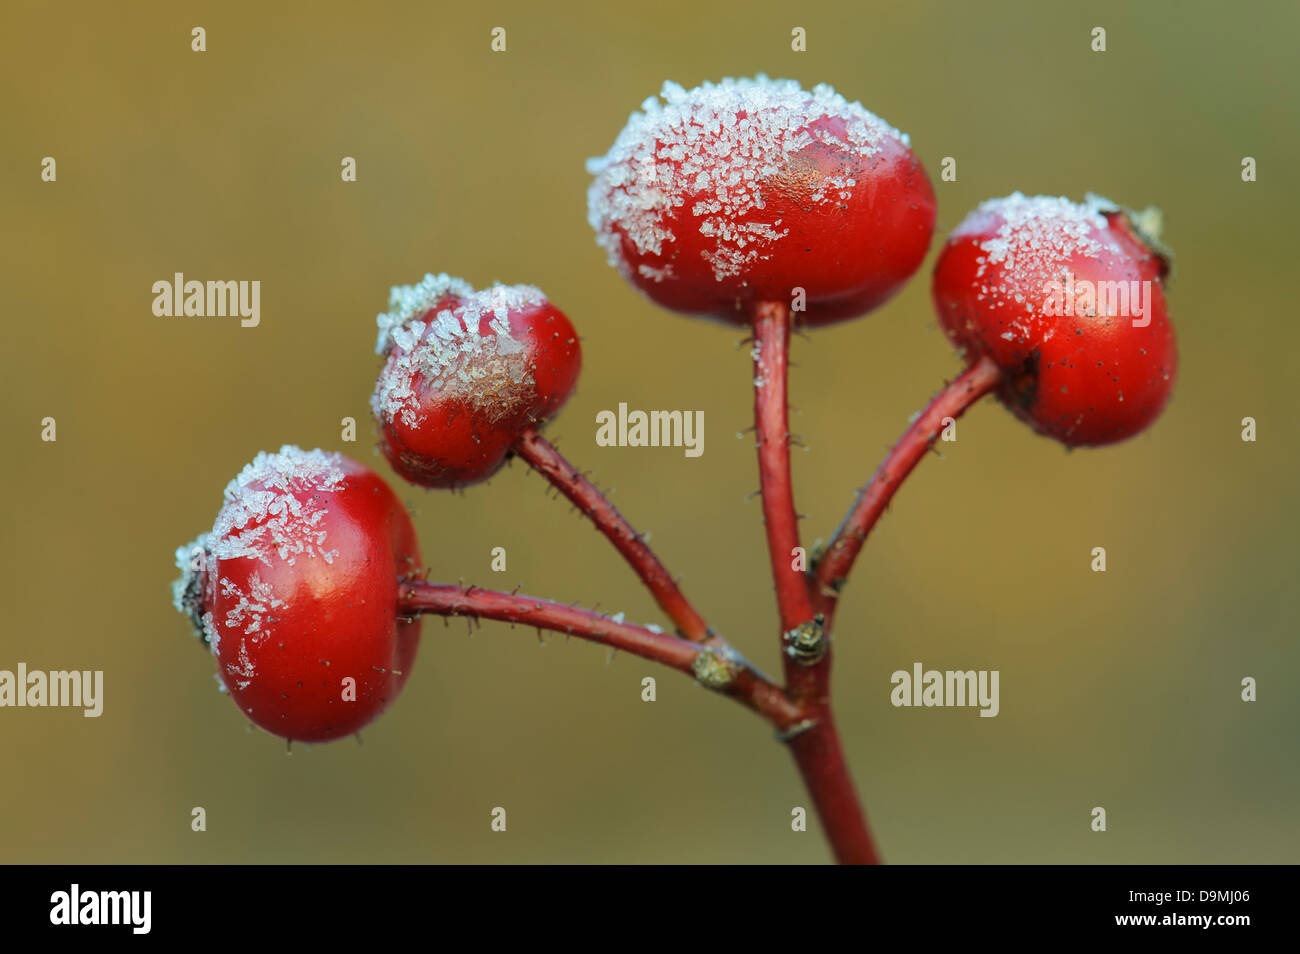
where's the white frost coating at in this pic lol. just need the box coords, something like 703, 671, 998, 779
210, 445, 346, 568
957, 193, 1120, 341
171, 534, 211, 617
220, 573, 285, 637
969, 193, 1110, 270
637, 263, 674, 283
228, 637, 256, 691
586, 75, 910, 282
172, 533, 223, 656
215, 574, 287, 690
751, 339, 767, 390
375, 272, 475, 354
203, 612, 220, 658
170, 446, 344, 676
371, 283, 545, 429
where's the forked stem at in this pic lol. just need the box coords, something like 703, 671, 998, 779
813, 354, 1002, 621
468, 308, 990, 865
398, 581, 802, 729
513, 429, 716, 645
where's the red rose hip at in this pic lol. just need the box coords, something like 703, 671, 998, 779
371, 276, 582, 488
172, 446, 422, 742
932, 193, 1178, 446
586, 76, 936, 326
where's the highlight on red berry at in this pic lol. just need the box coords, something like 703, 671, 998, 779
171, 446, 422, 743
370, 274, 582, 489
932, 192, 1178, 446
586, 75, 936, 326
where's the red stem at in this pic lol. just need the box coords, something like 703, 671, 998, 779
513, 429, 715, 644
812, 355, 1002, 621
750, 302, 821, 698
750, 300, 879, 865
788, 709, 881, 864
397, 580, 803, 729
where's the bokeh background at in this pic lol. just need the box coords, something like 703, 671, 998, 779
2, 0, 1296, 863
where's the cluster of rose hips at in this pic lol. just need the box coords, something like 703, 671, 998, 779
172, 75, 1176, 859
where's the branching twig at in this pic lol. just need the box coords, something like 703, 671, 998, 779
749, 300, 880, 865
513, 429, 717, 645
813, 355, 1002, 622
398, 581, 803, 729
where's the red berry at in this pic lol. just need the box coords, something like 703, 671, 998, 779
172, 446, 422, 742
586, 76, 935, 326
371, 276, 582, 488
932, 193, 1178, 446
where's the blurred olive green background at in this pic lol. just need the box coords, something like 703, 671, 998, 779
2, 0, 1296, 864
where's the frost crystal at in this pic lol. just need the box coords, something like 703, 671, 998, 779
228, 637, 256, 691
171, 532, 224, 653
213, 573, 287, 690
171, 533, 211, 619
375, 272, 475, 354
210, 445, 346, 568
954, 193, 1121, 333
371, 282, 545, 429
170, 448, 339, 656
220, 573, 286, 637
586, 75, 910, 282
202, 612, 220, 658
970, 193, 1110, 268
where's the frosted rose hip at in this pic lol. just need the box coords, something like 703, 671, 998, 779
932, 193, 1178, 446
371, 275, 582, 488
172, 446, 422, 742
586, 76, 936, 325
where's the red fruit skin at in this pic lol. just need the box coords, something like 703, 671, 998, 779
376, 301, 581, 489
933, 207, 1178, 446
609, 132, 935, 326
202, 456, 421, 742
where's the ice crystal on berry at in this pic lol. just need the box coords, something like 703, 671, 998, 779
953, 193, 1123, 343
209, 445, 347, 568
171, 535, 210, 618
220, 573, 286, 637
376, 272, 475, 354
968, 193, 1111, 271
370, 283, 544, 429
586, 75, 910, 282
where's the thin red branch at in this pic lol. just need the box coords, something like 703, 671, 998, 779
397, 580, 803, 729
813, 355, 1002, 620
751, 301, 821, 700
513, 429, 715, 644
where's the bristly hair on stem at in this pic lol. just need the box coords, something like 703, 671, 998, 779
750, 300, 823, 701
397, 580, 803, 729
512, 429, 720, 647
748, 299, 880, 866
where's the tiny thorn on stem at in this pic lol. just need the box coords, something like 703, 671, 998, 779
398, 581, 802, 729
512, 429, 717, 646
